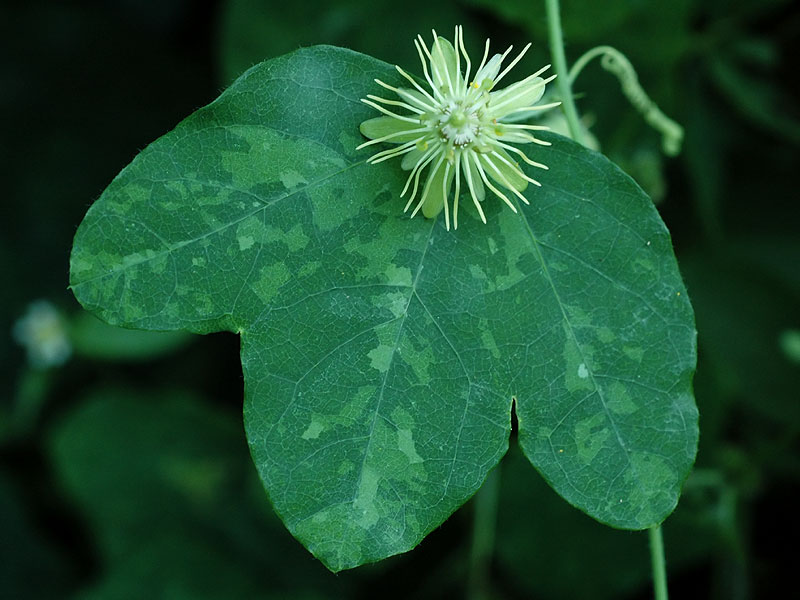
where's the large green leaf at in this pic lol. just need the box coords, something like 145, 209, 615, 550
69, 45, 697, 571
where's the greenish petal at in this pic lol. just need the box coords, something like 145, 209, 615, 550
359, 116, 423, 142
497, 130, 535, 144
430, 37, 461, 94
401, 146, 428, 170
421, 159, 454, 218
489, 77, 545, 117
397, 88, 433, 111
474, 54, 503, 88
482, 151, 529, 192
462, 152, 486, 202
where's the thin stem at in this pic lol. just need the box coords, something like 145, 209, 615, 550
544, 8, 672, 600
569, 45, 684, 156
467, 465, 501, 600
649, 525, 669, 600
10, 368, 52, 437
544, 0, 585, 145
568, 45, 615, 83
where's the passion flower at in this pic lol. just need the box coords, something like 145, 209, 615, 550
358, 25, 559, 230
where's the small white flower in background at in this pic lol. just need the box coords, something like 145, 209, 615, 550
13, 301, 72, 369
358, 25, 559, 230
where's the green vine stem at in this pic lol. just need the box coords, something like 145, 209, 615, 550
544, 0, 586, 145
649, 525, 669, 600
569, 45, 684, 156
543, 4, 672, 599
468, 465, 501, 600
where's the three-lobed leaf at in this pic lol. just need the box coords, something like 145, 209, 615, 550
70, 46, 698, 571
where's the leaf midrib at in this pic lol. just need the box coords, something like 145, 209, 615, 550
348, 217, 438, 509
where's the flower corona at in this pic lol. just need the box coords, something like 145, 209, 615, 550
357, 26, 559, 230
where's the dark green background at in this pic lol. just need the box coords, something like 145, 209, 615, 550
2, 0, 798, 598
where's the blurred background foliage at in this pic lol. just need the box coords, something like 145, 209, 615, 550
2, 0, 798, 598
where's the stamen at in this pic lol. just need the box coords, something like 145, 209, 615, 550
487, 148, 541, 186
411, 154, 445, 218
453, 26, 461, 96
457, 26, 472, 91
442, 161, 452, 230
452, 157, 461, 229
374, 78, 399, 93
432, 30, 453, 92
541, 73, 557, 85
395, 65, 438, 104
462, 152, 486, 224
498, 44, 515, 67
366, 94, 424, 114
416, 40, 442, 98
494, 65, 553, 94
491, 139, 548, 170
489, 85, 544, 114
473, 38, 491, 86
402, 144, 438, 196
488, 74, 556, 113
375, 79, 437, 112
494, 43, 532, 86
504, 131, 538, 143
502, 101, 562, 116
497, 130, 552, 148
355, 126, 430, 150
473, 154, 517, 212
360, 99, 419, 123
402, 146, 439, 206
481, 154, 530, 204
367, 139, 420, 164
502, 124, 550, 131
523, 64, 552, 81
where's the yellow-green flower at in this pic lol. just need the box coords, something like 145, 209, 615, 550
358, 25, 559, 230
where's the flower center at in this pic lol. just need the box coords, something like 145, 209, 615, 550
448, 109, 468, 128
439, 103, 481, 148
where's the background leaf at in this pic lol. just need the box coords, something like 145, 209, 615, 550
495, 444, 715, 600
49, 387, 346, 599
69, 45, 697, 570
217, 0, 468, 84
0, 470, 73, 599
